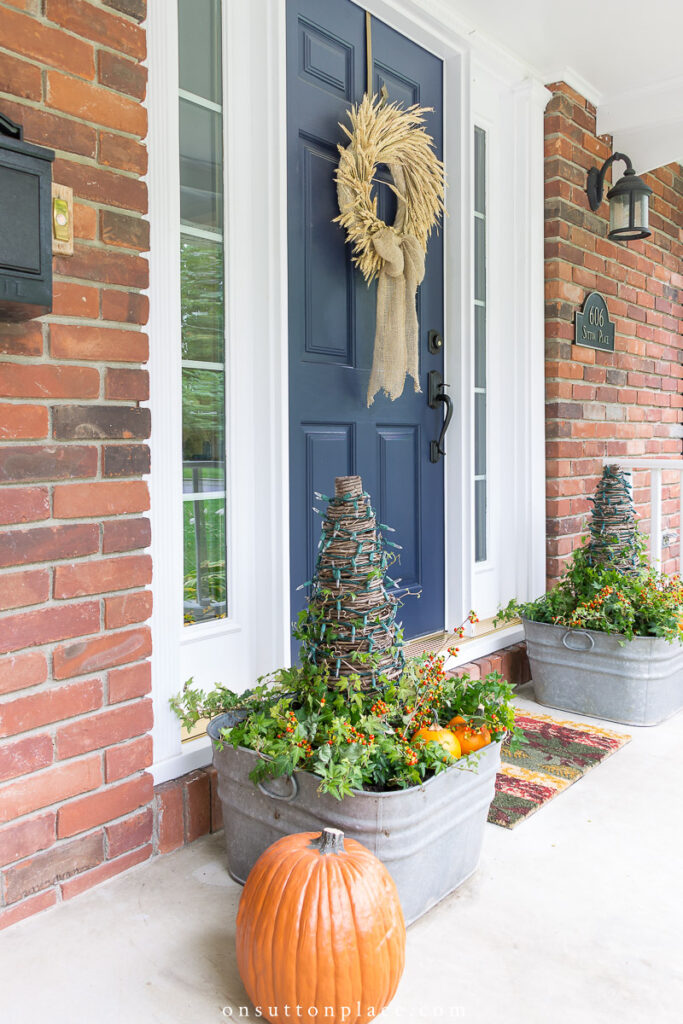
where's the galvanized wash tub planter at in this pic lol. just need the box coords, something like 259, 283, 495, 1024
523, 617, 683, 727
207, 712, 501, 925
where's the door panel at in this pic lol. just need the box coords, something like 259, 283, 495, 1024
298, 20, 355, 101
301, 422, 355, 584
374, 63, 419, 107
287, 0, 445, 646
300, 137, 355, 363
377, 424, 421, 589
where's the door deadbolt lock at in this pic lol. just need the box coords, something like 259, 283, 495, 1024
428, 330, 443, 354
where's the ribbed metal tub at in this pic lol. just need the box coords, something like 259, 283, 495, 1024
524, 618, 683, 726
208, 713, 500, 925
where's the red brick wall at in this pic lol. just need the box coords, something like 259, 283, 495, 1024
544, 82, 683, 585
0, 0, 151, 931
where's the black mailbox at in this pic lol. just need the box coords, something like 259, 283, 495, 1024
0, 111, 55, 322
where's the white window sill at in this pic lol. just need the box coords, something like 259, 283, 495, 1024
152, 734, 213, 786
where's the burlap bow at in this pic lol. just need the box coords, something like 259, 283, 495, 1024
337, 160, 426, 407
365, 163, 425, 407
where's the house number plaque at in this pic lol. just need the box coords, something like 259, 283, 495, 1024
575, 291, 615, 352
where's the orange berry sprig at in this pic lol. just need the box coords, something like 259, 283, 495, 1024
404, 648, 453, 733
445, 610, 479, 658
568, 585, 618, 627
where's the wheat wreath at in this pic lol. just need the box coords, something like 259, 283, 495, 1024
334, 94, 445, 406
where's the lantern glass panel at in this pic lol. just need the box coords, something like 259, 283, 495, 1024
633, 191, 649, 232
609, 192, 630, 234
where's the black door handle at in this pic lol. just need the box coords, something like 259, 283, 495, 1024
428, 370, 453, 463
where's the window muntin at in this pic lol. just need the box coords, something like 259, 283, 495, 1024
178, 0, 227, 625
473, 126, 487, 563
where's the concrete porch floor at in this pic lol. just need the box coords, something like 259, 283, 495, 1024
1, 684, 682, 1024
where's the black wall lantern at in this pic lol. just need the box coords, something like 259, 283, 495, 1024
586, 151, 652, 242
0, 110, 55, 321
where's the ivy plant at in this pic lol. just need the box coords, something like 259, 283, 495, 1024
171, 640, 523, 800
495, 543, 683, 644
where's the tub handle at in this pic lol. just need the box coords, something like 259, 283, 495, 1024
562, 630, 595, 651
257, 774, 299, 802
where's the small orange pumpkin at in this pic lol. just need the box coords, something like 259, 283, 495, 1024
236, 828, 405, 1023
412, 721, 461, 759
448, 715, 491, 755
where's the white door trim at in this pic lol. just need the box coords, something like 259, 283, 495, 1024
147, 0, 184, 779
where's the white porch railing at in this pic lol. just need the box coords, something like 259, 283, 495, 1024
602, 457, 683, 571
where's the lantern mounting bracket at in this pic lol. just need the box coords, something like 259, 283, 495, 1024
586, 151, 633, 211
0, 109, 22, 140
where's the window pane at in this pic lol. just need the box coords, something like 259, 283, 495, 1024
182, 367, 225, 464
475, 480, 487, 563
183, 459, 225, 495
178, 0, 222, 104
474, 127, 486, 214
181, 236, 224, 363
474, 216, 486, 302
179, 99, 223, 231
475, 392, 486, 477
184, 498, 227, 624
474, 304, 486, 390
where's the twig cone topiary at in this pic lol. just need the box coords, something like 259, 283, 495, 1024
298, 475, 404, 686
586, 465, 639, 573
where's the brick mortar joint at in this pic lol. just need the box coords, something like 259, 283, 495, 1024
0, 814, 152, 885
0, 761, 151, 832
0, 349, 147, 363
0, 90, 146, 143
0, 9, 147, 64
53, 148, 147, 180
55, 0, 148, 29
0, 702, 155, 754
0, 658, 150, 703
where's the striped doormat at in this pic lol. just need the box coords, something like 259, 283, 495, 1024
487, 710, 631, 829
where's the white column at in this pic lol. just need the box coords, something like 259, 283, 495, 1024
651, 469, 662, 569
510, 79, 553, 600
147, 0, 185, 771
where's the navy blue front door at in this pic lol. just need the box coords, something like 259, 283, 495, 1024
286, 0, 445, 645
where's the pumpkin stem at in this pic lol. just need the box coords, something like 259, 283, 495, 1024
316, 827, 345, 855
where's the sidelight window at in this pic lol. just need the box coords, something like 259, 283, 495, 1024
473, 126, 487, 563
178, 0, 228, 625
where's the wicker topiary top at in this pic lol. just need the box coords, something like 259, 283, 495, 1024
585, 465, 639, 573
298, 476, 404, 686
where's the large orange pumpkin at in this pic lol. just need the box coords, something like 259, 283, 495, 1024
236, 827, 405, 1023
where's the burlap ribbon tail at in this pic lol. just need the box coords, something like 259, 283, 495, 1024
338, 161, 426, 407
